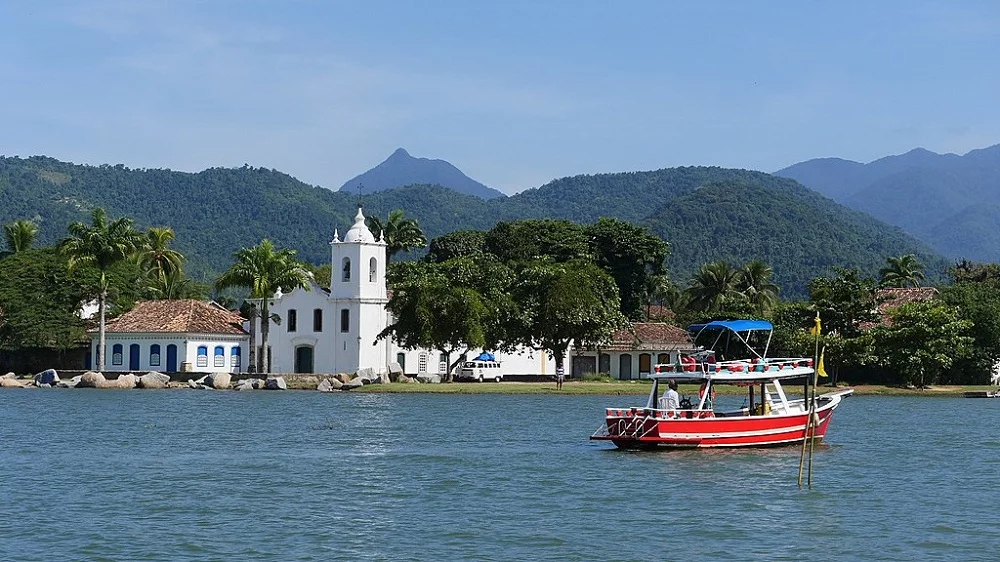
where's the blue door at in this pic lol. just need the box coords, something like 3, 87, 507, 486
166, 344, 178, 372
129, 344, 140, 370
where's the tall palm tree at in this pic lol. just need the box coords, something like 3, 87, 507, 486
738, 260, 780, 315
879, 254, 925, 288
3, 219, 39, 255
366, 209, 427, 260
59, 208, 144, 371
147, 267, 209, 300
686, 261, 743, 313
138, 227, 185, 286
214, 239, 311, 373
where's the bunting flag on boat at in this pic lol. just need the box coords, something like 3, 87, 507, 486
817, 346, 829, 378
809, 312, 822, 337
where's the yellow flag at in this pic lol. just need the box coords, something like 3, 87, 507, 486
817, 347, 828, 378
809, 313, 822, 337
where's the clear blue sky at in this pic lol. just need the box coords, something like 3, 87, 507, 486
1, 1, 998, 194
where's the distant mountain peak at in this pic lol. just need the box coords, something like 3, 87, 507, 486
340, 149, 506, 200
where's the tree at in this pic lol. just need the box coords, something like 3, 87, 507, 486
3, 219, 39, 255
585, 217, 669, 320
869, 301, 973, 387
58, 208, 144, 372
879, 254, 925, 288
146, 267, 209, 300
686, 261, 744, 314
484, 219, 590, 264
137, 227, 185, 287
366, 209, 427, 260
379, 261, 489, 380
214, 239, 311, 373
737, 260, 780, 316
940, 276, 1000, 384
808, 268, 880, 339
425, 230, 487, 263
511, 260, 627, 376
0, 249, 93, 364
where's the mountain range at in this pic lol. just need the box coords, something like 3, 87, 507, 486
776, 144, 1000, 262
339, 148, 506, 200
0, 155, 945, 299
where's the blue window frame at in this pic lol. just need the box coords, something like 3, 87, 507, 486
112, 344, 123, 365
150, 344, 161, 367
197, 346, 208, 368
230, 346, 241, 368
214, 346, 225, 367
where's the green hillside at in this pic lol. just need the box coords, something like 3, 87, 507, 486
0, 156, 947, 296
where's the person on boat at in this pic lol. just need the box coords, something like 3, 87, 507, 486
658, 379, 680, 411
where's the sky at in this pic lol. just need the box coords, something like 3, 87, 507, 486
1, 1, 998, 195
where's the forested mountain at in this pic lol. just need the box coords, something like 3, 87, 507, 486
0, 155, 945, 297
339, 148, 505, 200
775, 144, 1000, 261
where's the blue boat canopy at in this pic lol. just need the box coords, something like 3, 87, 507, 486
475, 352, 496, 362
687, 319, 773, 333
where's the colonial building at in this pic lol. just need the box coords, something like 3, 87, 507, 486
89, 299, 248, 373
571, 323, 697, 379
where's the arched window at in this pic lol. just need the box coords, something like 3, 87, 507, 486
287, 309, 297, 332
657, 353, 670, 365
396, 352, 406, 373
342, 257, 351, 282
197, 346, 208, 368
340, 309, 350, 333
112, 344, 123, 365
313, 309, 323, 332
214, 346, 225, 367
639, 353, 652, 374
230, 346, 241, 368
150, 344, 161, 367
369, 257, 377, 282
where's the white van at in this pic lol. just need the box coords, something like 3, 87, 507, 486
458, 360, 503, 382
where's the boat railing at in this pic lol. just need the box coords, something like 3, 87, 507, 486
654, 356, 814, 375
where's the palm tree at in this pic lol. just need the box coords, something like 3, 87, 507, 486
147, 267, 209, 300
738, 260, 780, 315
366, 209, 427, 260
138, 227, 185, 287
686, 261, 743, 313
214, 239, 311, 373
59, 208, 144, 371
3, 219, 39, 255
879, 254, 925, 288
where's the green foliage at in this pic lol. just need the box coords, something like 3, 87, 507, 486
869, 301, 973, 387
425, 230, 486, 263
584, 217, 669, 320
510, 260, 628, 370
940, 280, 1000, 384
365, 209, 428, 260
3, 219, 39, 255
484, 219, 590, 264
879, 254, 925, 288
808, 268, 880, 339
0, 248, 91, 351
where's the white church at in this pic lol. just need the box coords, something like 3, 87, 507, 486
256, 207, 559, 378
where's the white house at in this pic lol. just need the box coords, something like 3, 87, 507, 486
89, 299, 249, 373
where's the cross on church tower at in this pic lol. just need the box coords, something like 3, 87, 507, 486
357, 183, 363, 208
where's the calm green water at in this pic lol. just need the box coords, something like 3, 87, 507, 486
2, 390, 999, 561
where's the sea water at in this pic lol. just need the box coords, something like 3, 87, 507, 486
2, 390, 999, 561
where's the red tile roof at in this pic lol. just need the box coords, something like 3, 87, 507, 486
99, 300, 247, 335
862, 287, 940, 329
603, 322, 693, 352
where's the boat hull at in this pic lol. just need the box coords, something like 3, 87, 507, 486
592, 393, 846, 449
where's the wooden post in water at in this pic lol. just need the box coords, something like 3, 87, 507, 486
799, 312, 822, 488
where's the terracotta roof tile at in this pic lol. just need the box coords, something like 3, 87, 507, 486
99, 300, 247, 335
861, 287, 940, 329
603, 322, 693, 352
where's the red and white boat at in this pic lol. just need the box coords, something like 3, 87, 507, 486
591, 320, 853, 449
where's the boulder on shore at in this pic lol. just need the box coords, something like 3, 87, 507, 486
234, 379, 258, 391
317, 378, 343, 392
342, 377, 364, 390
206, 372, 231, 390
3, 372, 16, 380
78, 371, 107, 388
1, 378, 25, 388
416, 374, 441, 384
138, 372, 170, 389
388, 361, 403, 375
34, 369, 60, 385
115, 374, 137, 389
264, 376, 287, 390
